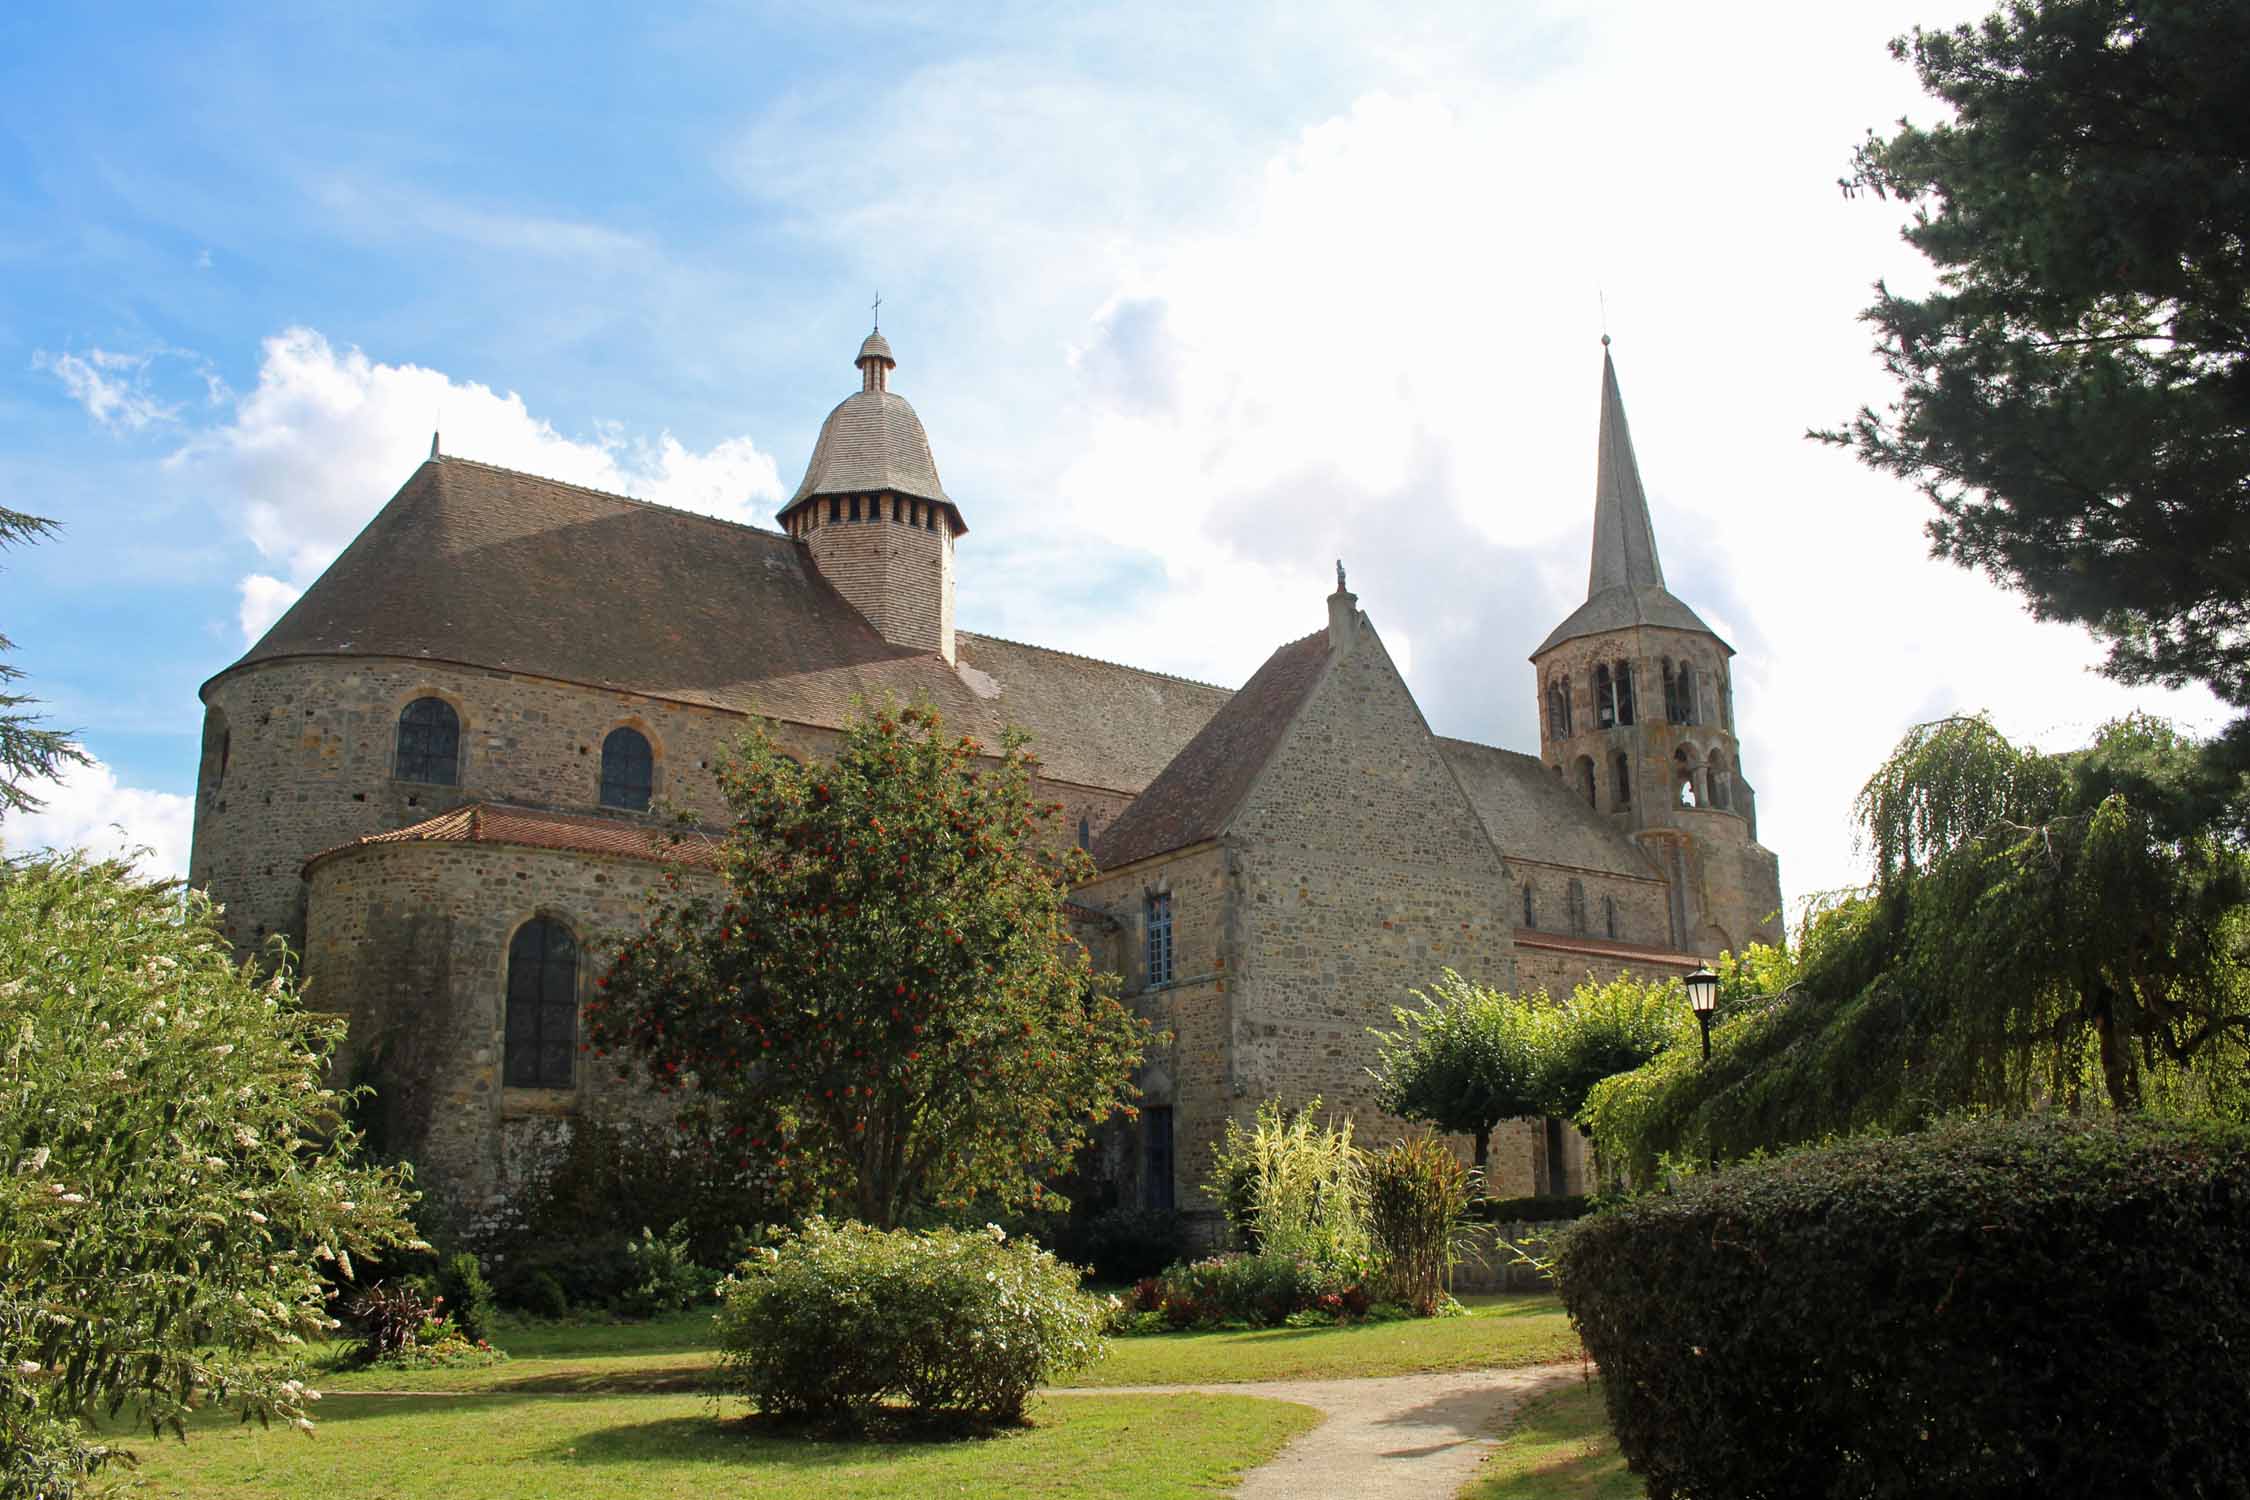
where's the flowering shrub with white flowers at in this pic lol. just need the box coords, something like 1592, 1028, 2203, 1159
716, 1217, 1108, 1425
0, 855, 419, 1498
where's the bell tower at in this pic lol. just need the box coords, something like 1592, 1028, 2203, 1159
777, 329, 966, 662
1528, 340, 1782, 955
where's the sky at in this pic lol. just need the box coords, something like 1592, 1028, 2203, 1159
0, 0, 2226, 906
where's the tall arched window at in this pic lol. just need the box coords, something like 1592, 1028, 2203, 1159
1595, 664, 1616, 728
1578, 756, 1598, 808
1077, 816, 1091, 850
1678, 662, 1698, 724
1522, 884, 1537, 929
1675, 746, 1698, 807
1615, 661, 1637, 725
1613, 751, 1632, 808
1708, 751, 1732, 810
1567, 879, 1588, 936
505, 918, 578, 1090
1560, 675, 1572, 735
1604, 895, 1619, 940
1546, 679, 1566, 739
600, 727, 654, 810
395, 697, 460, 785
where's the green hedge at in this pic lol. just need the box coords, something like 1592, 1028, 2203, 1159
1555, 1116, 2250, 1499
1467, 1193, 1594, 1224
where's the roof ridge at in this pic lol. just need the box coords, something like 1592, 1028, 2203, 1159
957, 630, 1238, 694
433, 454, 792, 540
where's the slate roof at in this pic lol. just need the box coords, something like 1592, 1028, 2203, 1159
1436, 738, 1663, 880
304, 802, 722, 875
1091, 630, 1331, 871
783, 389, 959, 523
1535, 348, 1727, 657
220, 457, 1227, 795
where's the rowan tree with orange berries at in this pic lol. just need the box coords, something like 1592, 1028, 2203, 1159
586, 700, 1148, 1230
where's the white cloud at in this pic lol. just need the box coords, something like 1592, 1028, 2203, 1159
165, 328, 787, 641
2, 760, 195, 882
732, 0, 2229, 902
35, 349, 181, 431
237, 574, 301, 643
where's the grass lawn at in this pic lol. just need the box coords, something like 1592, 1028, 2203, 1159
110, 1392, 1320, 1499
311, 1291, 1581, 1396
1462, 1377, 1643, 1499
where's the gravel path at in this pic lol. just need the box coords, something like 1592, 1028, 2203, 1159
1047, 1362, 1585, 1499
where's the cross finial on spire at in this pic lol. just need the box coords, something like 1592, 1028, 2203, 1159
871, 292, 881, 331
1336, 559, 1347, 593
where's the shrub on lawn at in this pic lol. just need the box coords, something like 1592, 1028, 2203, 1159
1122, 1250, 1380, 1330
342, 1281, 502, 1371
1556, 1115, 2250, 1499
718, 1218, 1107, 1425
616, 1222, 720, 1318
423, 1251, 497, 1345
1364, 1136, 1473, 1315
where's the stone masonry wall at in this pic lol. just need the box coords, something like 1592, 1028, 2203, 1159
189, 655, 1129, 964
1071, 842, 1232, 1216
1225, 614, 1528, 1196
800, 493, 955, 660
304, 839, 720, 1209
1504, 857, 1672, 958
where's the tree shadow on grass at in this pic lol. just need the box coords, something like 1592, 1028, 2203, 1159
547, 1410, 1027, 1467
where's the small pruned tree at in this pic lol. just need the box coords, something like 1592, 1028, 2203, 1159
586, 700, 1149, 1230
1369, 970, 1554, 1177
1538, 973, 1696, 1125
0, 855, 420, 1497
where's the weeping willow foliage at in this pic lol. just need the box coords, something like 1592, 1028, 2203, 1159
1587, 715, 2250, 1181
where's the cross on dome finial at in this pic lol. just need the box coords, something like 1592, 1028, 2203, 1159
871, 291, 881, 331
856, 324, 897, 392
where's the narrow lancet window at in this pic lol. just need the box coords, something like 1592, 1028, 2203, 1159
1145, 892, 1174, 987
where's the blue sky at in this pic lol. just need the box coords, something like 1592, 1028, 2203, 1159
0, 0, 2225, 898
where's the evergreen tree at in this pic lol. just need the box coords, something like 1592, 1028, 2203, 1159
0, 507, 88, 815
1827, 0, 2250, 718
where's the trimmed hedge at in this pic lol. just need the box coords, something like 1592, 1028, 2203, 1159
1555, 1115, 2250, 1499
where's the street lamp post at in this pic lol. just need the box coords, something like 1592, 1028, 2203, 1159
1684, 964, 1720, 1064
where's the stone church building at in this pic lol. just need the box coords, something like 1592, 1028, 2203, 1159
188, 328, 1781, 1220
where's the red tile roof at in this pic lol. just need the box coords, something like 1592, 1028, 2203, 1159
305, 802, 722, 875
1512, 930, 1703, 969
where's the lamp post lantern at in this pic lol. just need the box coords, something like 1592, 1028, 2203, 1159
1684, 964, 1720, 1064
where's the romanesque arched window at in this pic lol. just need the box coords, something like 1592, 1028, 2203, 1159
1675, 746, 1698, 807
1678, 662, 1698, 725
1559, 675, 1572, 736
1567, 879, 1588, 936
1615, 661, 1637, 725
1719, 671, 1733, 732
1578, 756, 1598, 808
1613, 751, 1632, 808
395, 697, 460, 785
1604, 895, 1619, 940
1595, 664, 1616, 729
1707, 751, 1732, 810
1662, 660, 1680, 723
1546, 679, 1567, 739
1077, 816, 1091, 850
505, 917, 578, 1090
600, 727, 654, 811
1522, 883, 1537, 929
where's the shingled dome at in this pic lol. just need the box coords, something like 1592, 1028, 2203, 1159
780, 330, 963, 532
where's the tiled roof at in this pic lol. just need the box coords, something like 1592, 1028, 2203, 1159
221, 457, 1225, 795
1533, 349, 1728, 657
1437, 739, 1662, 880
857, 331, 896, 366
305, 802, 722, 875
1512, 929, 1703, 969
783, 389, 959, 522
1092, 630, 1330, 871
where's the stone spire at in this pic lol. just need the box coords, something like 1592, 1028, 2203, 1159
1587, 339, 1666, 598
